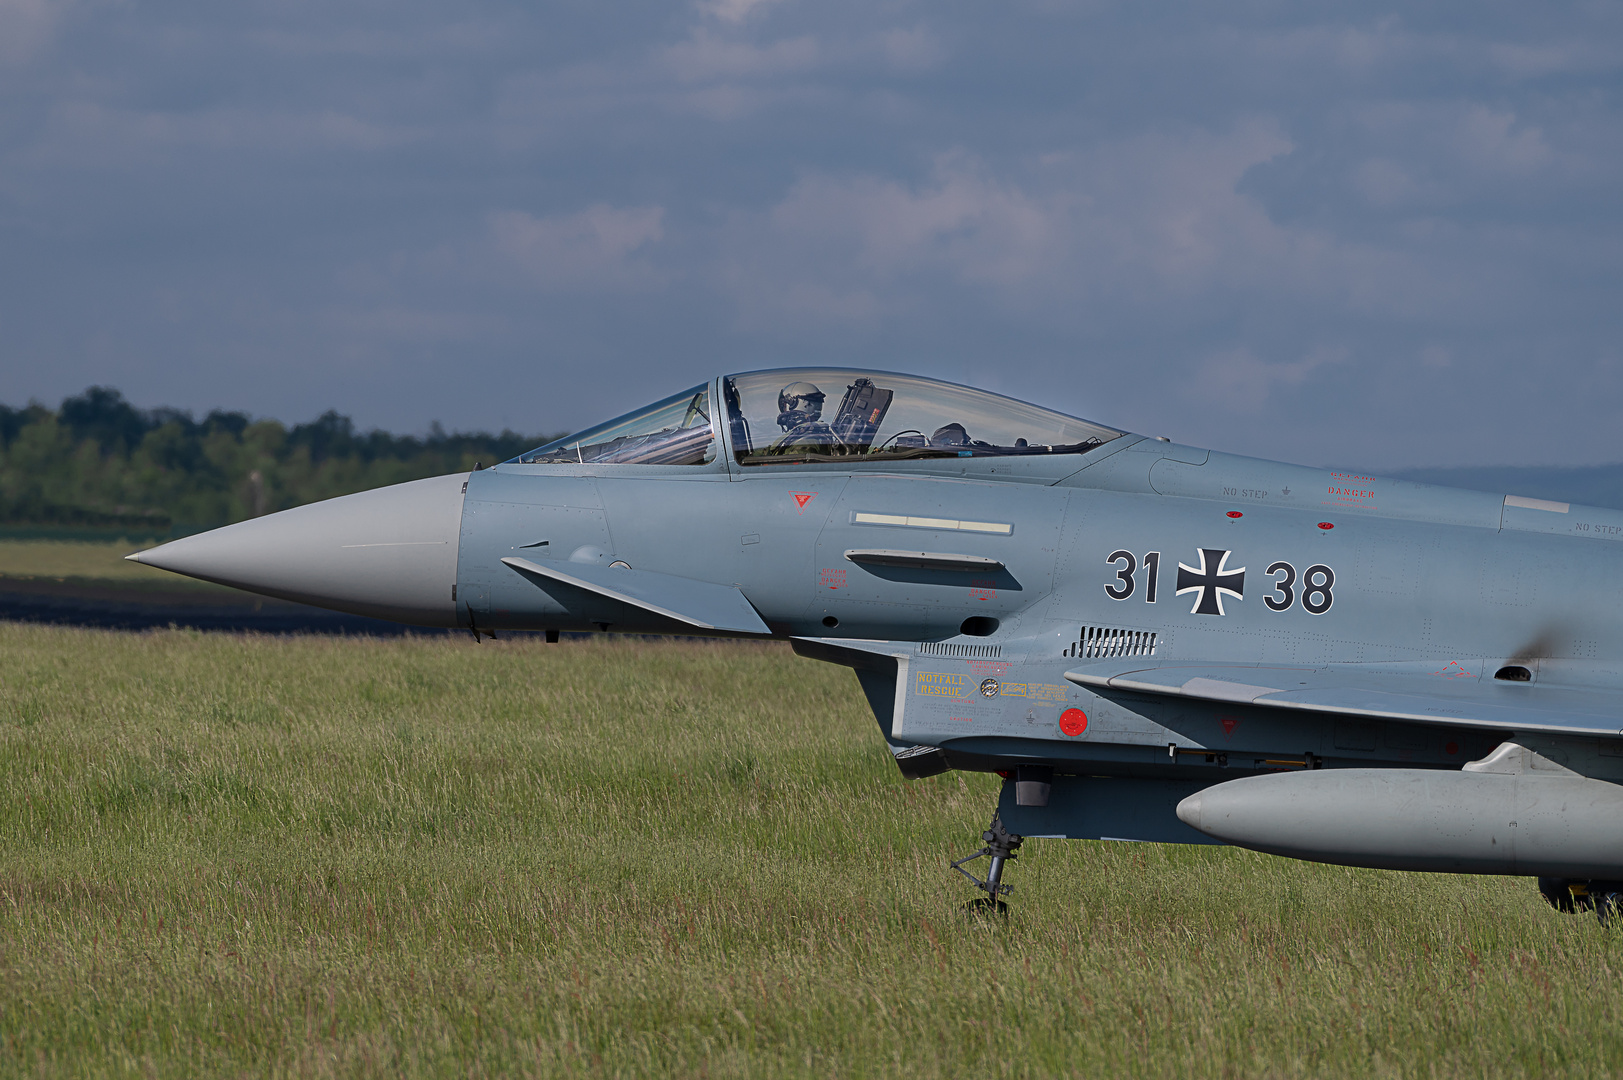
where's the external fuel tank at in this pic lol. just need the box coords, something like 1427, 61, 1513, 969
1176, 743, 1623, 878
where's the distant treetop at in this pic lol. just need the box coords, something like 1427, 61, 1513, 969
0, 388, 556, 535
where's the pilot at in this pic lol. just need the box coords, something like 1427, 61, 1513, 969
930, 423, 971, 447
766, 381, 837, 455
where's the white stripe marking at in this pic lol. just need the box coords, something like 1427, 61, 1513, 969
851, 511, 1012, 535
1504, 494, 1570, 513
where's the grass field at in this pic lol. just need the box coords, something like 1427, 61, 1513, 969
1, 624, 1620, 1077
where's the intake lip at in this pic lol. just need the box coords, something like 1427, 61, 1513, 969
127, 472, 467, 627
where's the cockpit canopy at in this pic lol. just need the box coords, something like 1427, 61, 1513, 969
724, 369, 1121, 465
507, 369, 1122, 467
510, 384, 717, 466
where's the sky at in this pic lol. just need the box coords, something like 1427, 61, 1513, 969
1, 0, 1620, 469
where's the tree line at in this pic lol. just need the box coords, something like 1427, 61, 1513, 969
0, 387, 554, 534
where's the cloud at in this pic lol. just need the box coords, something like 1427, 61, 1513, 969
698, 0, 783, 25
487, 205, 667, 290
0, 0, 66, 65
37, 103, 424, 158
1351, 158, 1418, 208
718, 124, 1319, 327
1248, 93, 1615, 230
1419, 345, 1452, 369
1485, 39, 1620, 79
772, 156, 1057, 280
1188, 345, 1349, 413
663, 30, 821, 84
1451, 106, 1551, 175
715, 156, 1057, 328
874, 26, 946, 71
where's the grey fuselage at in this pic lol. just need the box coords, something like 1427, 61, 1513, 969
456, 424, 1623, 789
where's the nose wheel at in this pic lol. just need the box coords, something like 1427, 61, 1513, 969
1536, 877, 1623, 924
952, 813, 1023, 913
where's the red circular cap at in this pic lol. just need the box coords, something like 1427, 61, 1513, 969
1318, 521, 1335, 530
1226, 511, 1243, 518
1059, 708, 1088, 736
1445, 741, 1459, 755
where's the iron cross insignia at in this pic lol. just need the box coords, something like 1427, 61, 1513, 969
1176, 548, 1246, 616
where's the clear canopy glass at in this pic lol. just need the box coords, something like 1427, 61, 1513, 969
508, 384, 715, 466
723, 369, 1121, 466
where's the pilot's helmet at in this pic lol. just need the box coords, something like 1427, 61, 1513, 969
931, 423, 970, 447
777, 381, 826, 429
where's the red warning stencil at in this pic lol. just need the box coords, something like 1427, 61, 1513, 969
1059, 708, 1088, 736
1220, 716, 1239, 738
791, 491, 816, 511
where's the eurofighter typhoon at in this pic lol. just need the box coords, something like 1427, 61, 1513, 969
130, 369, 1623, 915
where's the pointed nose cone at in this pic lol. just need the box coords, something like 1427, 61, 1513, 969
129, 473, 467, 626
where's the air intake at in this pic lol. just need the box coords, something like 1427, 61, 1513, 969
1065, 627, 1157, 659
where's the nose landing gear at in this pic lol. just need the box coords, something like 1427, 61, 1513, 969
952, 813, 1024, 913
1538, 877, 1623, 924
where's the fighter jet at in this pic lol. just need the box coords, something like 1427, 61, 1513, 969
129, 368, 1623, 916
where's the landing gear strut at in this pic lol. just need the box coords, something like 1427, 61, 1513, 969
1537, 877, 1623, 924
952, 813, 1024, 913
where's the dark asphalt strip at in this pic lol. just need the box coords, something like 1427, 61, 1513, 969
0, 587, 447, 635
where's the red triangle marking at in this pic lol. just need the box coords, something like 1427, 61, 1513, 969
791, 491, 816, 509
1220, 717, 1238, 737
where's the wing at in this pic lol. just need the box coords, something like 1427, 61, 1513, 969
1064, 660, 1623, 739
502, 557, 770, 635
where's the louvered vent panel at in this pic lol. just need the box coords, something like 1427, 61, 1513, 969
916, 642, 1002, 658
1063, 627, 1158, 659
